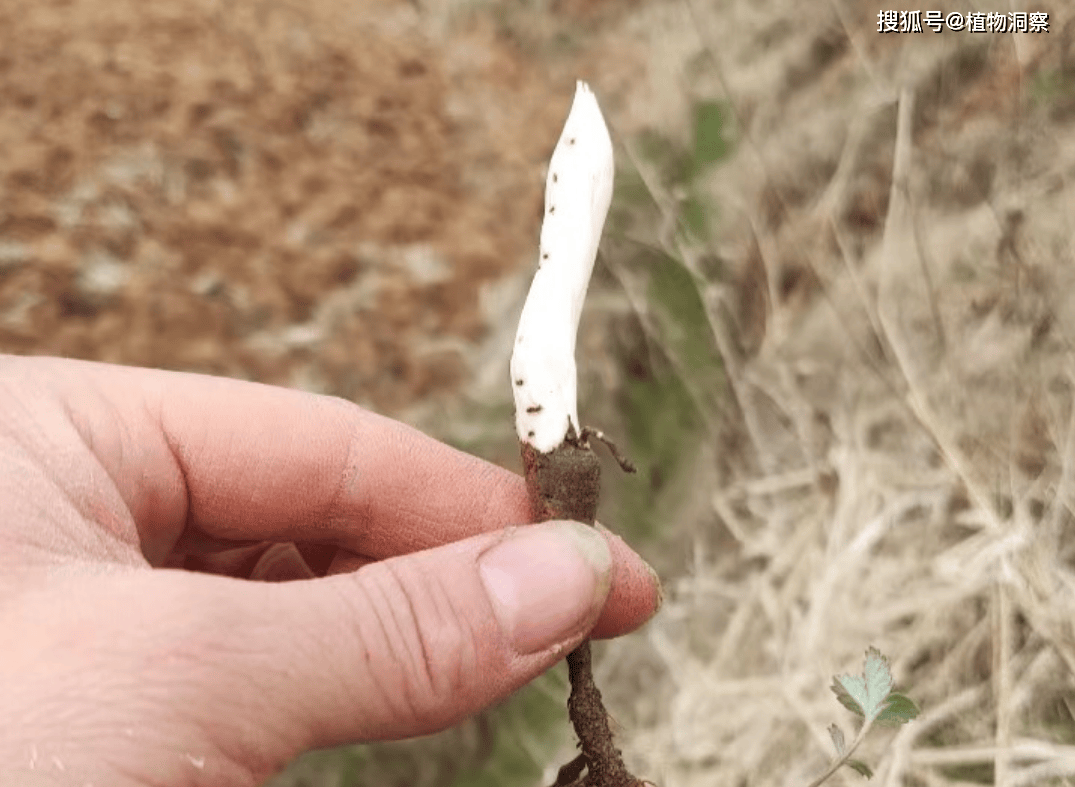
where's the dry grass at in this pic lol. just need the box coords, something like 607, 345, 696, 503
573, 1, 1075, 786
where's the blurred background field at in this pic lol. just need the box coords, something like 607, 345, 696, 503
3, 0, 1075, 784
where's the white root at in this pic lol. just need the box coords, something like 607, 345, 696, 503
510, 81, 615, 452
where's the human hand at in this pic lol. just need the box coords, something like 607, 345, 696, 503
0, 355, 660, 786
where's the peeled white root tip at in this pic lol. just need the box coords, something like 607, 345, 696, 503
510, 81, 615, 453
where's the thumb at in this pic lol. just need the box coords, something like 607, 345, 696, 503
24, 520, 613, 783
268, 520, 612, 745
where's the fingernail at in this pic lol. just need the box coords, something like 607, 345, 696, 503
479, 521, 612, 655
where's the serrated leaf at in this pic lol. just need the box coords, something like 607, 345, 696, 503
861, 647, 894, 718
836, 673, 870, 716
875, 692, 921, 727
833, 648, 897, 721
832, 676, 865, 717
846, 759, 874, 779
828, 723, 846, 755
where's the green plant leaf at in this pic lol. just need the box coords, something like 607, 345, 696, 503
831, 676, 865, 717
828, 723, 846, 755
846, 759, 874, 779
875, 692, 921, 727
822, 651, 917, 785
862, 647, 895, 713
835, 647, 895, 722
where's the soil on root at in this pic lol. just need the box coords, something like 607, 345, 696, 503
521, 428, 646, 787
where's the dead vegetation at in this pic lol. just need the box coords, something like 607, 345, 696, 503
594, 1, 1075, 785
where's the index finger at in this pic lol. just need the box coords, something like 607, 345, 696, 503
14, 357, 527, 559
11, 356, 659, 638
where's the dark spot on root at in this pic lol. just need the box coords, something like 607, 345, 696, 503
549, 205, 556, 214
569, 138, 576, 145
542, 252, 549, 260
552, 172, 558, 182
515, 378, 524, 386
526, 404, 543, 413
528, 430, 536, 438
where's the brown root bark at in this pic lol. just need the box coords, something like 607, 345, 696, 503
521, 430, 601, 525
521, 427, 645, 787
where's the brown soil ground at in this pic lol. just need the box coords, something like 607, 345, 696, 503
0, 0, 637, 416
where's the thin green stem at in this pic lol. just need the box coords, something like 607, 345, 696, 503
804, 715, 876, 787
